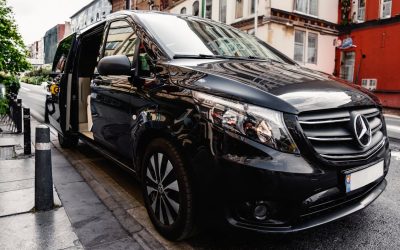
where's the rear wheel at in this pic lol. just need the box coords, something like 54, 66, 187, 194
141, 138, 195, 241
58, 133, 78, 148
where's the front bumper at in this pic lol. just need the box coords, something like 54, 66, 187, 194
190, 122, 390, 233
226, 178, 387, 233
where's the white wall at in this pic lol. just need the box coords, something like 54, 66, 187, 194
271, 0, 338, 24
264, 22, 336, 74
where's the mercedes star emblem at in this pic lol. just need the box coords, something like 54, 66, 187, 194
353, 114, 372, 148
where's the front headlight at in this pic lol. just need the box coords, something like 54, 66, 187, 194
193, 91, 299, 154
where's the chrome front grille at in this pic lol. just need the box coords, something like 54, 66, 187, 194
298, 107, 385, 162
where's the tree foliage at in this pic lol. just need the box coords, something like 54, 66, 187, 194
0, 0, 30, 74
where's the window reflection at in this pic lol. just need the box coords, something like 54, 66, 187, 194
104, 20, 138, 63
139, 14, 288, 63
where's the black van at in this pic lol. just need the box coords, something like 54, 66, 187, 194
46, 11, 390, 240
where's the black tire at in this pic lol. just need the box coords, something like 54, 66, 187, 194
141, 138, 195, 241
58, 133, 78, 148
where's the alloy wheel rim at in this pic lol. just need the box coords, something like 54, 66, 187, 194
145, 153, 180, 226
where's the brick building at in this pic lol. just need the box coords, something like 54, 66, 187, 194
335, 0, 400, 108
43, 23, 71, 64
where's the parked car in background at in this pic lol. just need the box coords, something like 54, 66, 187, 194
46, 11, 391, 241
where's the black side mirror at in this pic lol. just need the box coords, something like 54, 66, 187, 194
97, 55, 132, 76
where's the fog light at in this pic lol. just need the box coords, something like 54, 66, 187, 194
254, 204, 268, 220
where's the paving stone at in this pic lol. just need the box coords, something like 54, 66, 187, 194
87, 237, 143, 250
52, 165, 84, 185
0, 187, 61, 217
0, 178, 34, 193
0, 208, 82, 250
55, 181, 130, 247
0, 158, 35, 182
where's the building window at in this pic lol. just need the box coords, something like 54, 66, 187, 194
125, 0, 131, 10
307, 32, 318, 64
341, 51, 356, 82
180, 7, 186, 14
235, 0, 243, 19
219, 0, 227, 23
295, 0, 318, 16
294, 30, 318, 64
206, 0, 212, 19
358, 0, 366, 22
193, 1, 200, 16
294, 30, 306, 63
381, 0, 392, 19
249, 0, 255, 14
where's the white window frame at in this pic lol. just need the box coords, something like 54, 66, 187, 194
357, 0, 366, 22
294, 0, 318, 17
361, 79, 378, 90
294, 30, 306, 63
294, 30, 318, 65
380, 0, 392, 19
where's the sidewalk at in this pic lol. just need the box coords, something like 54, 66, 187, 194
0, 116, 163, 249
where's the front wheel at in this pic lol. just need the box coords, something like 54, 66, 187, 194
141, 138, 195, 241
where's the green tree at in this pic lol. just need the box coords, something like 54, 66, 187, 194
0, 0, 30, 74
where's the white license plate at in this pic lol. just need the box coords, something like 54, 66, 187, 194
345, 161, 384, 193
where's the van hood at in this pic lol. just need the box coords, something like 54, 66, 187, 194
167, 59, 379, 114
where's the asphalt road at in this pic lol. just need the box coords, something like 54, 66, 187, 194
18, 82, 47, 122
385, 115, 400, 141
19, 82, 400, 249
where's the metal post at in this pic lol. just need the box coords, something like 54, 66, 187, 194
16, 99, 22, 133
23, 108, 31, 155
35, 125, 54, 211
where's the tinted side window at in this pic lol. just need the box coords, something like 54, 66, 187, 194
104, 20, 138, 64
52, 35, 74, 73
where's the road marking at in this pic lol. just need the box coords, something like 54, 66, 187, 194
20, 86, 31, 92
387, 125, 400, 132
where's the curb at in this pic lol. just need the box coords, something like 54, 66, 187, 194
49, 134, 192, 250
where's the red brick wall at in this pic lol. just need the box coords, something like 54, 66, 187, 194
57, 24, 65, 43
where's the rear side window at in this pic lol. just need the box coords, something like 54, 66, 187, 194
104, 20, 138, 64
52, 35, 74, 73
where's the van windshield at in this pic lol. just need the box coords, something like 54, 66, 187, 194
137, 13, 292, 63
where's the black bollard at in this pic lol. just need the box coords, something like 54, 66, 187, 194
35, 125, 54, 211
23, 108, 31, 155
16, 99, 22, 133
